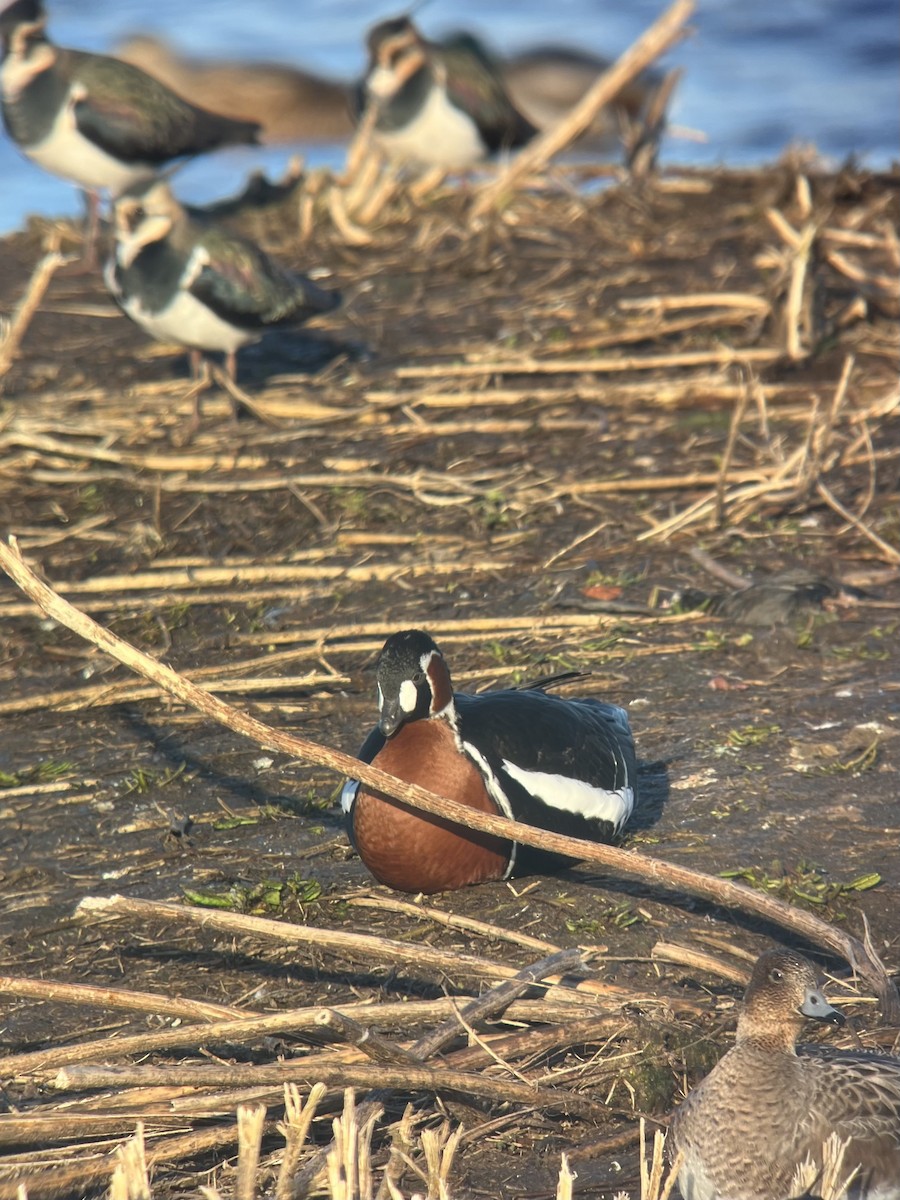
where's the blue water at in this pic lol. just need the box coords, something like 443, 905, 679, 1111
0, 0, 897, 235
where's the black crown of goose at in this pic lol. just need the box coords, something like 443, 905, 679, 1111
362, 629, 637, 844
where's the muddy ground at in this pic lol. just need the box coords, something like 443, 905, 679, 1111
0, 165, 899, 1198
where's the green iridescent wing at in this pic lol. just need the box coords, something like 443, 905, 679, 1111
188, 224, 338, 331
439, 34, 536, 152
68, 48, 258, 163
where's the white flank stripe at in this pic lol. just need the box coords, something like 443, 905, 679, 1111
460, 740, 516, 878
340, 778, 359, 814
501, 760, 633, 829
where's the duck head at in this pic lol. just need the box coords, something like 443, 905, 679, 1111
738, 949, 846, 1047
374, 629, 454, 737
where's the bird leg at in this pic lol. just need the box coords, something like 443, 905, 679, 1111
62, 190, 102, 274
81, 189, 102, 269
209, 359, 277, 427
180, 350, 212, 437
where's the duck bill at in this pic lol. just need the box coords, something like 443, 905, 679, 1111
378, 700, 406, 738
800, 986, 846, 1027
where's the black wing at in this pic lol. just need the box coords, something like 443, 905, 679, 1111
188, 226, 339, 331
70, 49, 259, 164
456, 688, 637, 843
439, 37, 537, 153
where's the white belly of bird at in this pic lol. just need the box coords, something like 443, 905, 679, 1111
26, 90, 155, 194
374, 84, 485, 169
122, 286, 253, 355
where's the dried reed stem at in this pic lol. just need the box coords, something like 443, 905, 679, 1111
0, 975, 251, 1022
0, 944, 592, 1082
344, 896, 567, 955
314, 1011, 422, 1067
236, 1104, 267, 1200
0, 1124, 245, 1200
650, 942, 750, 985
276, 1083, 327, 1200
78, 895, 617, 999
713, 381, 751, 528
109, 1123, 151, 1200
395, 347, 781, 378
556, 1153, 576, 1200
471, 0, 695, 217
55, 1061, 605, 1121
0, 249, 73, 381
817, 480, 900, 564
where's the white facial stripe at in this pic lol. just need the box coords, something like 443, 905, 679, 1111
376, 682, 384, 711
501, 761, 633, 829
398, 677, 419, 713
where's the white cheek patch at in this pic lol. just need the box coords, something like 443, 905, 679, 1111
398, 678, 419, 713
501, 761, 634, 829
366, 65, 398, 100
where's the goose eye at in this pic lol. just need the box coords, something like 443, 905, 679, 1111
412, 671, 424, 684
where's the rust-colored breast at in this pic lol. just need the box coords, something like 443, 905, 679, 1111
351, 720, 511, 893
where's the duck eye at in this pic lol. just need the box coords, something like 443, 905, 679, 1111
769, 968, 784, 982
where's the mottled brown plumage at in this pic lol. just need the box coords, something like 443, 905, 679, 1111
670, 949, 900, 1200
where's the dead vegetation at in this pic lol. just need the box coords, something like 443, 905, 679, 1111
0, 7, 899, 1192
